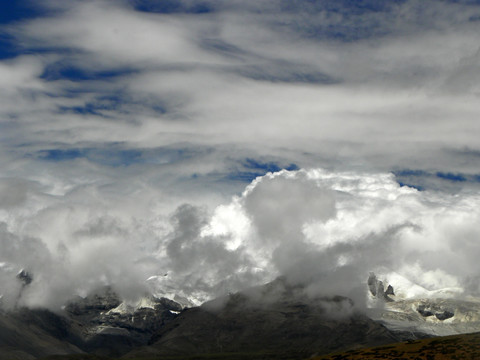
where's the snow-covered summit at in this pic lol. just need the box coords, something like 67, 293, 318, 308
368, 271, 464, 303
366, 271, 480, 336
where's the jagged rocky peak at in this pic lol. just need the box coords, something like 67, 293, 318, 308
367, 272, 378, 296
65, 286, 184, 318
417, 304, 434, 317
367, 272, 395, 302
417, 303, 454, 321
65, 286, 121, 315
16, 269, 33, 286
57, 286, 185, 357
436, 310, 455, 321
385, 284, 395, 296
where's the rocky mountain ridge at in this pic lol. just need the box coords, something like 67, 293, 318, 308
1, 273, 480, 359
0, 278, 412, 360
0, 286, 183, 360
125, 277, 410, 360
366, 272, 480, 337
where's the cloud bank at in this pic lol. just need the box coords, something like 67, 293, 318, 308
1, 168, 479, 310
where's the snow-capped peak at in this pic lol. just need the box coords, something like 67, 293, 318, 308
107, 296, 161, 315
371, 271, 464, 301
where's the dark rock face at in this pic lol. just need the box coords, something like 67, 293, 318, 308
367, 273, 394, 302
417, 304, 434, 317
435, 310, 454, 321
63, 287, 181, 357
64, 287, 121, 316
16, 270, 33, 286
385, 285, 395, 296
368, 272, 378, 297
0, 287, 183, 359
416, 303, 455, 321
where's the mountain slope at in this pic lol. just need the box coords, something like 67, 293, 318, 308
366, 272, 480, 336
313, 331, 480, 359
124, 278, 405, 360
0, 309, 83, 360
0, 287, 182, 360
7, 276, 477, 360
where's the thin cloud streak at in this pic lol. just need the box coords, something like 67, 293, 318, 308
0, 1, 478, 172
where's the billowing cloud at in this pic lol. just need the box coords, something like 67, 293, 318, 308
3, 167, 478, 311
208, 169, 479, 307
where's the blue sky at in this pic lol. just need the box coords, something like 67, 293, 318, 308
0, 0, 480, 308
0, 0, 478, 190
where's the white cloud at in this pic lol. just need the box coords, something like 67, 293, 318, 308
0, 0, 479, 308
0, 167, 479, 309
1, 0, 480, 162
12, 1, 219, 67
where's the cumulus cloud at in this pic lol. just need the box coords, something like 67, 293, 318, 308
194, 169, 480, 307
243, 172, 336, 243
0, 167, 479, 310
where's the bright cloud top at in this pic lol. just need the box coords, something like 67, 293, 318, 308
1, 168, 479, 310
209, 169, 480, 304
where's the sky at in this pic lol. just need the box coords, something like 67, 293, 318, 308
0, 0, 479, 310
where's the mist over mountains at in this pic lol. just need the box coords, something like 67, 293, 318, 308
1, 168, 479, 313
1, 0, 480, 358
2, 168, 480, 358
3, 272, 480, 360
0, 277, 420, 360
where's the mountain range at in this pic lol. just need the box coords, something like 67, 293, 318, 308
1, 274, 479, 359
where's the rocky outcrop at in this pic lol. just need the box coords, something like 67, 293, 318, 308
63, 287, 182, 357
417, 304, 455, 321
436, 310, 454, 321
368, 272, 378, 297
385, 285, 395, 296
16, 270, 32, 286
368, 273, 395, 302
64, 286, 121, 316
0, 287, 184, 359
417, 304, 434, 317
370, 296, 480, 338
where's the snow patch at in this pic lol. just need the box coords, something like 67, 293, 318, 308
107, 296, 158, 315
374, 271, 464, 301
